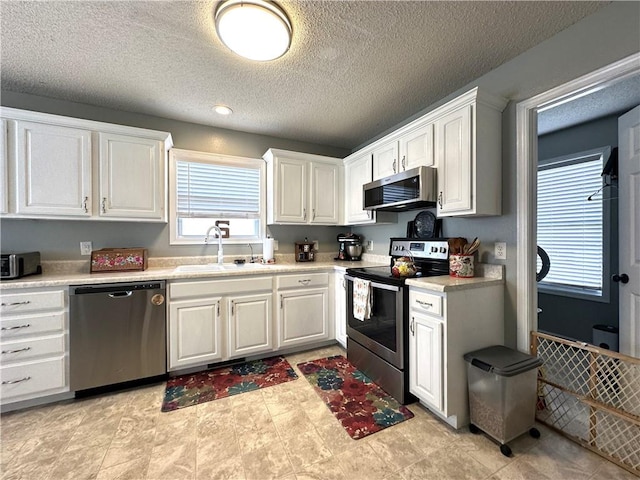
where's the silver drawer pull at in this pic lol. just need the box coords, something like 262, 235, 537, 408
2, 347, 31, 354
416, 300, 433, 308
2, 377, 31, 385
1, 324, 31, 331
1, 301, 31, 307
298, 279, 311, 286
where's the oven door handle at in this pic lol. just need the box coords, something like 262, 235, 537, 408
344, 275, 401, 292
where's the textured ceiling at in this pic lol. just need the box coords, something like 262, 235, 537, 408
0, 1, 611, 150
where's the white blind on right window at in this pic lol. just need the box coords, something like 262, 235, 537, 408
537, 152, 604, 293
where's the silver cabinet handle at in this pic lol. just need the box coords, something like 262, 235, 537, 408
2, 347, 31, 354
410, 317, 415, 335
1, 324, 31, 331
312, 209, 316, 220
231, 300, 235, 316
303, 208, 307, 221
1, 301, 31, 307
416, 300, 433, 308
438, 192, 443, 207
102, 197, 107, 213
2, 377, 31, 385
392, 159, 397, 173
83, 196, 89, 213
401, 155, 406, 170
298, 279, 311, 286
216, 301, 220, 317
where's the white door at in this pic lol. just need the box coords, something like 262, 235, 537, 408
409, 313, 443, 411
400, 123, 434, 170
227, 293, 273, 359
345, 153, 374, 224
168, 297, 222, 370
310, 162, 339, 224
436, 105, 472, 215
275, 157, 307, 223
98, 132, 164, 220
618, 106, 640, 357
278, 288, 329, 349
15, 121, 92, 217
372, 141, 399, 180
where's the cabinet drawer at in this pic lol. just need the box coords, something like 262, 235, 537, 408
1, 334, 65, 363
1, 290, 65, 313
277, 272, 329, 289
410, 290, 443, 317
1, 356, 67, 401
0, 312, 66, 340
169, 276, 273, 299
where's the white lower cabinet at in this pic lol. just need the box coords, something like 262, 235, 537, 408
168, 276, 274, 371
408, 284, 504, 428
227, 293, 272, 359
168, 296, 223, 370
0, 287, 69, 406
276, 273, 330, 349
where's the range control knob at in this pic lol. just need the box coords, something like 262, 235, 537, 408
431, 246, 438, 253
439, 247, 447, 253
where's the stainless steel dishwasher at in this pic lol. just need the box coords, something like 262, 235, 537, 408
69, 281, 167, 391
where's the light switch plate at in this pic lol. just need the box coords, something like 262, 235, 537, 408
80, 241, 93, 256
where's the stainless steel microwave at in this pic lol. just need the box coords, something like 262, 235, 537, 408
1, 252, 42, 280
363, 166, 437, 211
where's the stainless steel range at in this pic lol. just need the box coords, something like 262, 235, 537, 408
345, 238, 449, 404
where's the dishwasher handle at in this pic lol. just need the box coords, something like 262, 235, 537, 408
109, 291, 133, 298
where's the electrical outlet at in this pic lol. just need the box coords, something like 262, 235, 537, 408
313, 240, 319, 251
273, 240, 279, 251
366, 240, 373, 251
495, 242, 507, 260
80, 241, 93, 256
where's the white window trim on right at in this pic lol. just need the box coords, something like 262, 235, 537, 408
537, 146, 612, 303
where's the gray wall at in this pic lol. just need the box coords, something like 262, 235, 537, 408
537, 115, 620, 343
1, 2, 638, 347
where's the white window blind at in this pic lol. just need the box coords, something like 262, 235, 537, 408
176, 161, 260, 218
537, 151, 604, 294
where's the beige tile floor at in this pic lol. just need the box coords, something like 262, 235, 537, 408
1, 344, 636, 480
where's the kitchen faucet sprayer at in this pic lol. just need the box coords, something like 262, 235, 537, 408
205, 225, 224, 265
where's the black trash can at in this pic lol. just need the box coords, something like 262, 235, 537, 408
464, 345, 543, 456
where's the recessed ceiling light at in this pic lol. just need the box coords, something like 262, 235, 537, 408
214, 0, 292, 62
213, 105, 233, 115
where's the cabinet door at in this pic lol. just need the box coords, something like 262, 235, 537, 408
274, 157, 307, 223
168, 297, 222, 370
344, 153, 374, 224
334, 273, 347, 348
436, 105, 472, 215
310, 162, 339, 224
372, 141, 399, 180
278, 287, 329, 349
15, 121, 92, 217
0, 119, 7, 214
227, 293, 273, 359
409, 313, 443, 411
400, 123, 434, 170
98, 132, 165, 220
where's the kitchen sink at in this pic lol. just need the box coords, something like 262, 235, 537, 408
174, 263, 269, 273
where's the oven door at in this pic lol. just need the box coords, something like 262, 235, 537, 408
345, 275, 405, 369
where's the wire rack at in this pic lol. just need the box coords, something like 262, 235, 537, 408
532, 331, 640, 476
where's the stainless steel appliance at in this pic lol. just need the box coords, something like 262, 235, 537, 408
363, 166, 437, 212
1, 252, 42, 280
345, 238, 449, 403
337, 233, 363, 261
69, 281, 167, 391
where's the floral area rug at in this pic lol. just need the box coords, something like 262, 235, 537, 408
161, 356, 297, 412
297, 355, 414, 439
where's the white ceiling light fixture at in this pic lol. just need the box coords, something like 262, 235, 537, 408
215, 0, 292, 62
213, 104, 233, 115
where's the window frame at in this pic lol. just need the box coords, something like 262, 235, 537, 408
536, 146, 612, 303
169, 148, 266, 245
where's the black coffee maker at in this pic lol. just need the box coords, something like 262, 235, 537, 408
337, 233, 363, 261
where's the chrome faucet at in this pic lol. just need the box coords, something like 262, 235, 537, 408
205, 225, 224, 265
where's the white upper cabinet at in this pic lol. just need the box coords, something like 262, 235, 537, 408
98, 133, 164, 220
372, 120, 434, 181
14, 120, 92, 217
344, 151, 374, 224
0, 120, 8, 214
0, 107, 172, 222
264, 148, 341, 225
434, 88, 506, 217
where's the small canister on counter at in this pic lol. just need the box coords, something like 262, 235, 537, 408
449, 254, 474, 277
